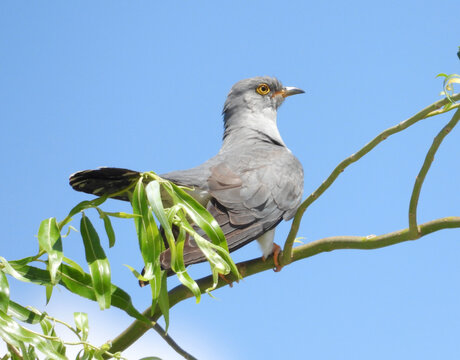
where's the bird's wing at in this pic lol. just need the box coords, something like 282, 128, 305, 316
160, 146, 303, 268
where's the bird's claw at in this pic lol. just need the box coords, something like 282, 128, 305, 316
219, 273, 234, 287
262, 243, 283, 272
272, 243, 283, 272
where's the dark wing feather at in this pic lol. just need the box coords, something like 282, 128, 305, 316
69, 167, 140, 200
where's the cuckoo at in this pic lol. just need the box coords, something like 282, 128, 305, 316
70, 76, 304, 273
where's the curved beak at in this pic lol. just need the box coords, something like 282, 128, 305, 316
273, 86, 305, 98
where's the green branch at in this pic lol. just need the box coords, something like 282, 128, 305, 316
151, 323, 198, 360
408, 108, 460, 236
107, 216, 460, 356
281, 93, 460, 265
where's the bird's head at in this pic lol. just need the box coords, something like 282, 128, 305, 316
222, 76, 304, 119
222, 76, 304, 144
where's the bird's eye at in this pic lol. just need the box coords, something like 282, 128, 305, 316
256, 83, 271, 95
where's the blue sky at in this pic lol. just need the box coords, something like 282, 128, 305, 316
1, 1, 460, 359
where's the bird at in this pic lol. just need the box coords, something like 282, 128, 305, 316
69, 76, 304, 274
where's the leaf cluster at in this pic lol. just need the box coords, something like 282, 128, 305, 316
0, 173, 239, 359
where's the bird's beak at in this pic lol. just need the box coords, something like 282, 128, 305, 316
282, 86, 305, 97
273, 86, 305, 98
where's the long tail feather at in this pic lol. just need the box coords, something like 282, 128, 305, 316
69, 167, 140, 200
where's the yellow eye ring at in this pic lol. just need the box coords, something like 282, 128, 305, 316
256, 83, 271, 95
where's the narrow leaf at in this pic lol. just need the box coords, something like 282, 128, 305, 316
0, 257, 51, 285
39, 318, 54, 336
9, 253, 43, 267
80, 214, 111, 310
131, 179, 163, 311
74, 312, 89, 341
145, 181, 178, 271
174, 227, 201, 302
123, 264, 150, 282
0, 271, 9, 312
67, 197, 108, 220
158, 271, 170, 332
62, 256, 85, 276
7, 301, 42, 324
168, 183, 227, 250
96, 208, 116, 247
37, 218, 63, 284
0, 310, 66, 360
45, 285, 53, 304
58, 264, 149, 324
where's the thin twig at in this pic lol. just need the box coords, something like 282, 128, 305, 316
151, 323, 198, 360
408, 108, 460, 236
281, 93, 460, 265
107, 216, 460, 356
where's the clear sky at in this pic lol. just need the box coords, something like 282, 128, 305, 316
1, 1, 460, 359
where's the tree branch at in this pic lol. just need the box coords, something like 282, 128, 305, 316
281, 93, 460, 265
408, 108, 460, 236
151, 323, 198, 360
106, 94, 460, 358
107, 216, 460, 356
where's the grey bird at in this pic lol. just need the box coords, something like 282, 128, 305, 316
69, 76, 304, 273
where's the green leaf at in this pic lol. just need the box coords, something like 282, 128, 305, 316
131, 179, 163, 312
58, 264, 149, 324
80, 214, 111, 310
59, 196, 108, 228
145, 181, 178, 271
62, 256, 85, 276
0, 310, 66, 360
0, 271, 9, 313
9, 253, 43, 267
123, 264, 151, 282
68, 197, 108, 220
173, 227, 201, 302
39, 318, 54, 336
45, 285, 53, 304
0, 257, 51, 286
26, 343, 39, 359
168, 183, 228, 251
74, 312, 89, 341
37, 218, 63, 284
158, 271, 170, 332
96, 208, 116, 247
20, 342, 32, 360
180, 220, 231, 292
7, 301, 42, 324
169, 184, 241, 283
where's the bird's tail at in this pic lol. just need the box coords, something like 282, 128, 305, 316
69, 167, 140, 200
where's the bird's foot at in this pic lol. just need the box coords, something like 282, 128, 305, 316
262, 243, 283, 272
219, 273, 234, 288
272, 243, 283, 272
